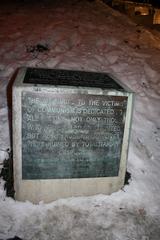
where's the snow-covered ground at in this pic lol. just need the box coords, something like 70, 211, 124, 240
0, 0, 160, 239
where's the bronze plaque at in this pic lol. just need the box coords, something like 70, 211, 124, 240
22, 92, 127, 179
24, 68, 123, 90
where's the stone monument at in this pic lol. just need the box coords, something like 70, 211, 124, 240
12, 67, 133, 203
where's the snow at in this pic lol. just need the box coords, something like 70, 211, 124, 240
0, 0, 160, 239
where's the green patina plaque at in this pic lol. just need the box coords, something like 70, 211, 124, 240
22, 92, 127, 179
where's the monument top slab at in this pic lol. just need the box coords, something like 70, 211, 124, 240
18, 67, 130, 92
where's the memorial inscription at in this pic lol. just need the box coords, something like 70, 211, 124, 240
22, 91, 127, 179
